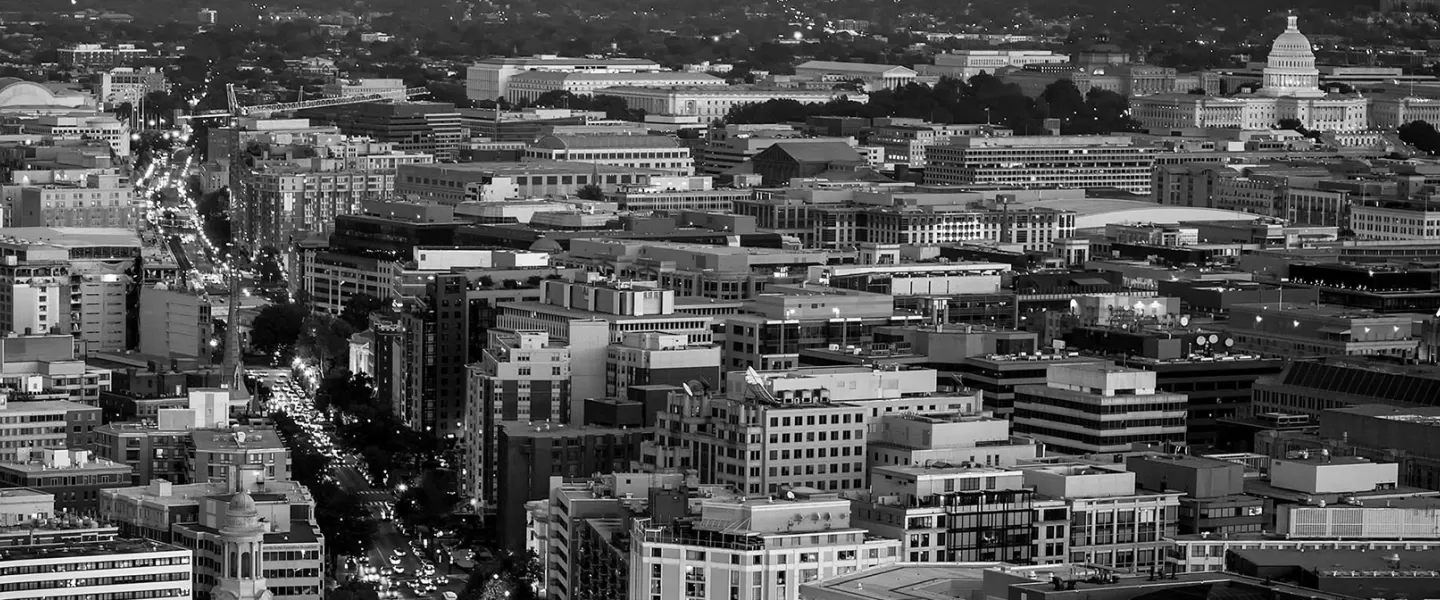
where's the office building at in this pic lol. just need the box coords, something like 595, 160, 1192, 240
849, 465, 1036, 563
559, 238, 828, 302
720, 284, 911, 371
466, 55, 664, 101
101, 464, 323, 600
396, 161, 665, 204
238, 160, 397, 251
594, 85, 859, 120
96, 67, 168, 108
954, 352, 1109, 416
1013, 363, 1188, 456
523, 135, 695, 176
1021, 462, 1182, 572
1125, 453, 1265, 535
495, 276, 717, 404
1221, 303, 1417, 358
809, 260, 1008, 297
300, 101, 464, 162
0, 538, 193, 600
605, 331, 720, 398
629, 489, 902, 600
0, 486, 122, 544
0, 394, 101, 463
504, 71, 724, 104
918, 50, 1070, 80
138, 285, 213, 363
642, 366, 981, 496
1242, 453, 1438, 532
464, 331, 571, 507
865, 412, 1041, 474
0, 228, 138, 350
57, 44, 149, 67
495, 421, 644, 554
91, 422, 191, 485
869, 122, 1010, 169
748, 142, 865, 186
0, 447, 130, 513
925, 136, 1156, 195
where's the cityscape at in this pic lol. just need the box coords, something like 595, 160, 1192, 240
6, 1, 1440, 600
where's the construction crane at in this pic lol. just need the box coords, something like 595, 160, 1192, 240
178, 82, 431, 120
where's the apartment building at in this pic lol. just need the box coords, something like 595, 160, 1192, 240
628, 489, 902, 600
850, 465, 1036, 563
524, 135, 695, 176
14, 172, 137, 229
0, 229, 138, 350
0, 395, 101, 463
1012, 363, 1188, 456
96, 67, 168, 107
137, 285, 212, 363
91, 421, 192, 485
239, 160, 397, 250
57, 44, 149, 67
463, 331, 571, 507
925, 136, 1156, 195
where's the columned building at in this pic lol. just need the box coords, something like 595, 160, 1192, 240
1131, 16, 1368, 132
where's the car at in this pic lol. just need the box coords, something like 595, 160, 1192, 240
419, 577, 432, 585
435, 577, 449, 585
389, 556, 402, 565
391, 566, 405, 575
393, 548, 406, 556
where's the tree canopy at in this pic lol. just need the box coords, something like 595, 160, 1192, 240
249, 302, 308, 357
339, 293, 386, 331
1400, 120, 1440, 155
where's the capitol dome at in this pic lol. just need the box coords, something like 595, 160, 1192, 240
1259, 15, 1323, 98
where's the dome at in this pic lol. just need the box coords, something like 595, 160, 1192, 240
529, 237, 563, 253
1269, 15, 1314, 57
229, 489, 258, 514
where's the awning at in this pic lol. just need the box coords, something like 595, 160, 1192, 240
1071, 277, 1112, 287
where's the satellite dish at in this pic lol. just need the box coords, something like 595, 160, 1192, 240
681, 382, 695, 396
1208, 334, 1219, 344
1195, 335, 1207, 345
1179, 315, 1190, 327
1224, 338, 1235, 347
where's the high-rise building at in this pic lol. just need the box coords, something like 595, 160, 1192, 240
628, 489, 902, 600
238, 159, 397, 251
138, 284, 213, 363
14, 172, 138, 228
605, 332, 720, 398
924, 136, 1156, 195
464, 331, 571, 507
0, 228, 139, 349
1013, 363, 1187, 455
371, 273, 470, 437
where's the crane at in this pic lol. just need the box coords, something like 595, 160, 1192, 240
178, 82, 431, 120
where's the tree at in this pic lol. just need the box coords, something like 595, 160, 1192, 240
1187, 87, 1208, 95
1399, 120, 1440, 155
250, 302, 308, 357
339, 293, 385, 330
296, 313, 354, 375
575, 184, 605, 201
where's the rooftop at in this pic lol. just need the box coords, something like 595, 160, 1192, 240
0, 457, 131, 474
0, 539, 187, 563
535, 134, 681, 150
498, 420, 641, 439
1230, 547, 1440, 573
190, 427, 285, 451
0, 227, 140, 249
1, 399, 97, 414
797, 562, 995, 600
106, 479, 312, 507
402, 160, 668, 176
797, 60, 918, 75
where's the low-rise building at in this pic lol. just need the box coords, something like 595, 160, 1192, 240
0, 538, 193, 600
524, 135, 695, 176
1020, 462, 1182, 572
850, 465, 1036, 563
0, 447, 131, 513
1013, 363, 1188, 455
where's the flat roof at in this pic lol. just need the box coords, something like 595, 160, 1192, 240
106, 479, 313, 507
797, 562, 995, 600
400, 160, 667, 176
0, 538, 187, 563
1, 399, 97, 414
1231, 547, 1440, 571
0, 458, 132, 474
190, 427, 286, 451
0, 487, 51, 499
0, 227, 140, 248
499, 420, 638, 439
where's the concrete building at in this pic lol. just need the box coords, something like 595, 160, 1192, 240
594, 86, 861, 119
464, 331, 571, 508
605, 331, 719, 398
1013, 363, 1188, 456
238, 160, 398, 251
96, 67, 168, 108
628, 489, 902, 600
57, 44, 148, 67
0, 538, 193, 600
0, 228, 138, 350
793, 60, 918, 90
299, 101, 464, 162
0, 447, 130, 513
850, 465, 1036, 563
91, 421, 192, 485
504, 71, 725, 103
808, 260, 1009, 297
642, 366, 982, 496
868, 122, 1010, 169
719, 284, 910, 371
0, 394, 101, 463
925, 136, 1156, 195
101, 465, 323, 600
465, 55, 665, 101
1020, 462, 1182, 572
523, 134, 694, 176
955, 352, 1110, 416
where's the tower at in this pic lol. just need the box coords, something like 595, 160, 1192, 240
1260, 15, 1323, 98
213, 487, 273, 600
